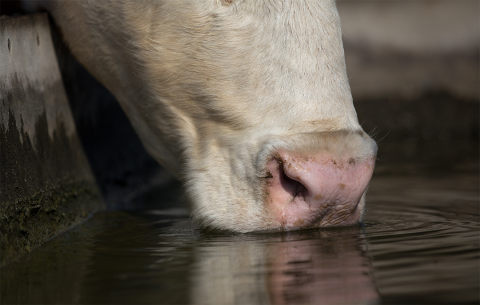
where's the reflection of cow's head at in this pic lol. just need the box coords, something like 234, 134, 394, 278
266, 232, 379, 304
191, 229, 379, 304
41, 0, 376, 231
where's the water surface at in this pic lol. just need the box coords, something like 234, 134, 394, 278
1, 174, 478, 304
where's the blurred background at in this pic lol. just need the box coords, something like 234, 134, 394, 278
337, 0, 479, 175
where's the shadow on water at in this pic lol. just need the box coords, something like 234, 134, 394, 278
1, 142, 479, 305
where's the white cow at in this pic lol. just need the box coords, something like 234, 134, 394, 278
26, 0, 377, 232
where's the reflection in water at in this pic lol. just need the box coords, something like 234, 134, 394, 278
192, 229, 378, 305
1, 174, 478, 304
266, 233, 378, 305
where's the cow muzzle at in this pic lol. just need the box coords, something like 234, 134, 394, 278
265, 151, 375, 230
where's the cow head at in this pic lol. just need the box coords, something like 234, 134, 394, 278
45, 0, 377, 232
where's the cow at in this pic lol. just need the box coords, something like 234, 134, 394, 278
25, 0, 377, 232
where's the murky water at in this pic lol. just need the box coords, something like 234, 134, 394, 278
1, 173, 478, 305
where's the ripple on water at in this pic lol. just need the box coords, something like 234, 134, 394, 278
0, 175, 478, 305
364, 179, 479, 304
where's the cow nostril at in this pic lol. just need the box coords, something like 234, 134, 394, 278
278, 161, 308, 199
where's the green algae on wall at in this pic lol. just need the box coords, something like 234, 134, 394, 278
0, 14, 105, 267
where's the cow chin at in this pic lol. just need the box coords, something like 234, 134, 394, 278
188, 130, 377, 233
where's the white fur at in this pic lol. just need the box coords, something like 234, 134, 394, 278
27, 0, 376, 232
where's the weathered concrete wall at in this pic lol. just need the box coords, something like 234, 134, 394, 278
338, 0, 479, 100
337, 0, 479, 141
0, 14, 104, 266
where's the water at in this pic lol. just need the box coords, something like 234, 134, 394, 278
1, 173, 478, 304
